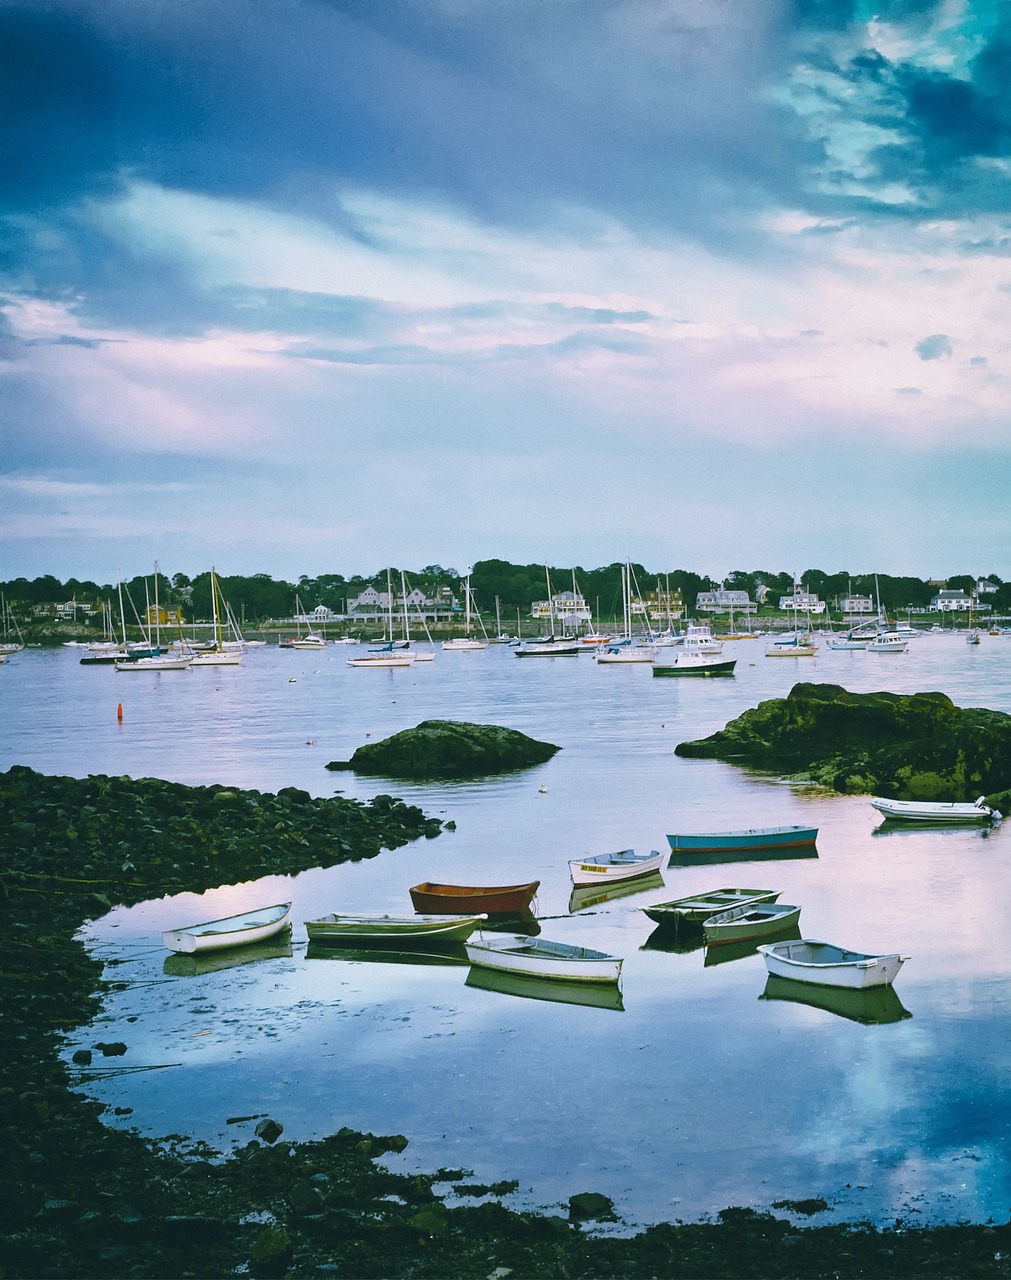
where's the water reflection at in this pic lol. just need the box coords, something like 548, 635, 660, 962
871, 820, 1002, 840
162, 936, 293, 977
667, 845, 820, 868
568, 871, 665, 912
759, 974, 913, 1025
465, 964, 625, 1012
305, 941, 469, 967
640, 924, 705, 954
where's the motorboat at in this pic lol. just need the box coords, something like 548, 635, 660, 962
870, 796, 1001, 824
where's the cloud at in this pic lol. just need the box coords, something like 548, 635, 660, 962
915, 333, 953, 360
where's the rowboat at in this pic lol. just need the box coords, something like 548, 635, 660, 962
465, 965, 625, 1011
568, 848, 666, 888
161, 902, 292, 954
409, 880, 540, 915
702, 901, 802, 946
464, 933, 622, 984
870, 796, 1002, 824
757, 939, 909, 989
304, 912, 485, 945
642, 887, 780, 927
759, 974, 912, 1024
667, 825, 818, 854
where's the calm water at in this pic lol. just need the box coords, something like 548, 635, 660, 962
3, 635, 1011, 1229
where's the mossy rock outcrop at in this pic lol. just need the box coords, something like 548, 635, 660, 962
327, 719, 559, 779
675, 682, 1011, 801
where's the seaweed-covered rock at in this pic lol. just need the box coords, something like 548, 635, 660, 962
675, 682, 1011, 800
326, 720, 560, 779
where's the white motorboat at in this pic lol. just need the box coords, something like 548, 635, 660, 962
870, 795, 1001, 824
465, 933, 622, 984
757, 938, 909, 989
568, 848, 666, 887
115, 654, 194, 671
652, 650, 736, 676
866, 630, 908, 652
162, 902, 292, 954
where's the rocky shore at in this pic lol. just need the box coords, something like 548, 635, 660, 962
2, 763, 1008, 1278
675, 682, 1011, 807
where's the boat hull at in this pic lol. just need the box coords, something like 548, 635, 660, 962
667, 826, 818, 854
465, 934, 622, 984
568, 849, 666, 887
162, 902, 292, 954
652, 657, 736, 676
409, 881, 540, 915
758, 939, 908, 989
305, 913, 485, 945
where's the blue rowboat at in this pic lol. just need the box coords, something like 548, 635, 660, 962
666, 825, 818, 855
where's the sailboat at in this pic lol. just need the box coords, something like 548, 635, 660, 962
516, 566, 582, 655
0, 594, 25, 653
189, 569, 244, 666
348, 571, 416, 666
443, 569, 489, 650
116, 563, 193, 670
401, 571, 434, 660
596, 564, 655, 663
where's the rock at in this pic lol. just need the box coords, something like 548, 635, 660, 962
71, 1050, 92, 1066
675, 683, 1011, 800
248, 1226, 292, 1278
254, 1117, 284, 1144
326, 720, 560, 779
96, 1042, 127, 1057
568, 1192, 615, 1222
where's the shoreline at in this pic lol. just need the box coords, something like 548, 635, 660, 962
1, 764, 1007, 1278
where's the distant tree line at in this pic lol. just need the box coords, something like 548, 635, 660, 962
3, 563, 1009, 626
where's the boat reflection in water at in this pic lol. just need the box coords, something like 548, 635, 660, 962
667, 845, 819, 869
304, 942, 469, 967
640, 925, 705, 955
568, 872, 665, 913
872, 820, 999, 840
480, 912, 541, 937
465, 964, 625, 1012
703, 925, 802, 968
759, 974, 912, 1025
162, 937, 293, 977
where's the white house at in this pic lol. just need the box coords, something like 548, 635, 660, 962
839, 595, 875, 614
778, 591, 826, 615
531, 590, 592, 628
931, 590, 972, 612
696, 589, 752, 614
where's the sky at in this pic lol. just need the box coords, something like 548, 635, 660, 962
3, 0, 1011, 585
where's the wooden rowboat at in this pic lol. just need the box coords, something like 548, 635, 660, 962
162, 901, 292, 954
667, 826, 818, 854
702, 901, 802, 946
568, 848, 665, 888
304, 912, 485, 945
642, 887, 780, 927
465, 933, 622, 984
409, 880, 539, 915
757, 939, 909, 989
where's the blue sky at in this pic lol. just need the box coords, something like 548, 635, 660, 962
3, 0, 1011, 583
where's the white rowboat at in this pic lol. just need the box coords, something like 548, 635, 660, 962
757, 938, 908, 989
465, 933, 622, 984
568, 848, 666, 887
162, 902, 292, 954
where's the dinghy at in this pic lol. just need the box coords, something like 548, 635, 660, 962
304, 912, 485, 945
642, 887, 780, 927
757, 939, 909, 989
464, 933, 622, 984
702, 901, 802, 946
568, 848, 665, 887
162, 902, 292, 954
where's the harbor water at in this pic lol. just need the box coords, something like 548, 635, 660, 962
2, 634, 1010, 1230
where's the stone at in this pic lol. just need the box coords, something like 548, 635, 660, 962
254, 1118, 284, 1144
568, 1192, 615, 1222
248, 1226, 292, 1279
675, 683, 1011, 800
326, 719, 560, 779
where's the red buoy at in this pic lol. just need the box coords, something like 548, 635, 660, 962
117, 703, 123, 722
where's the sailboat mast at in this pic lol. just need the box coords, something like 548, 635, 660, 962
401, 570, 410, 642
545, 564, 554, 636
153, 561, 161, 651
